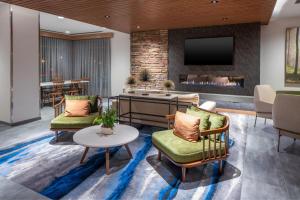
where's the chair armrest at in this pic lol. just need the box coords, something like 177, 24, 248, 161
201, 115, 230, 136
200, 116, 230, 156
166, 114, 175, 129
254, 100, 273, 113
54, 98, 65, 117
165, 114, 175, 120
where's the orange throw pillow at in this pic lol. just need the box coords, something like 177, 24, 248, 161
173, 111, 200, 142
65, 100, 90, 117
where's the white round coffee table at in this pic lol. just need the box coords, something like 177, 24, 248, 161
73, 124, 139, 174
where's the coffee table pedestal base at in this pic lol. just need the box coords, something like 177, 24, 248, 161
80, 144, 133, 175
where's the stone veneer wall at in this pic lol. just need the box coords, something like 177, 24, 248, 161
131, 30, 168, 89
130, 24, 260, 96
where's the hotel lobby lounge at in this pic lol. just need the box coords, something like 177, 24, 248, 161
0, 1, 300, 200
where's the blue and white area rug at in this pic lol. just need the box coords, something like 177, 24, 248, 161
0, 114, 245, 200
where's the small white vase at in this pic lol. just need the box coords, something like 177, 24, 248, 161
101, 126, 113, 135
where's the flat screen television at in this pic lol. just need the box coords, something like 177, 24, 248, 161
184, 36, 234, 65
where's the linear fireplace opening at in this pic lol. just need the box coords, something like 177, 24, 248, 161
179, 74, 245, 88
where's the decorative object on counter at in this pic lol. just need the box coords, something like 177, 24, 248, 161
139, 68, 151, 95
163, 80, 175, 96
93, 108, 117, 135
126, 76, 137, 93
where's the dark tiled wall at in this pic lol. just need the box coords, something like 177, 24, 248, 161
168, 23, 260, 96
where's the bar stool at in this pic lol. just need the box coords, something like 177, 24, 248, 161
49, 80, 64, 107
79, 77, 90, 95
66, 80, 80, 96
41, 86, 52, 106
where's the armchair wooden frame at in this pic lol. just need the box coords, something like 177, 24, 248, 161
50, 97, 103, 140
154, 109, 230, 182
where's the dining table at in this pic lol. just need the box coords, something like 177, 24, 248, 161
40, 80, 89, 87
40, 80, 90, 107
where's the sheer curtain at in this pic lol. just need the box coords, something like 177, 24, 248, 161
40, 36, 73, 82
73, 38, 111, 97
40, 36, 111, 97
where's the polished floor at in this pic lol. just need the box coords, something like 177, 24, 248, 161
0, 104, 299, 200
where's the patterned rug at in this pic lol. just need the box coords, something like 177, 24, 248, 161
0, 114, 246, 200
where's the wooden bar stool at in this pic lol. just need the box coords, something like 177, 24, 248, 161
50, 80, 64, 107
66, 80, 80, 96
79, 77, 90, 95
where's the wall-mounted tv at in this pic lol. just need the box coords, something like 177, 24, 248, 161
184, 36, 234, 65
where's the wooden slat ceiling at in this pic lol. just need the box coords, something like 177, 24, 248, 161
40, 30, 113, 40
3, 0, 276, 33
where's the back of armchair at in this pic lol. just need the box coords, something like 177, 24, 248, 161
254, 85, 276, 113
177, 93, 199, 106
273, 94, 300, 134
54, 96, 103, 117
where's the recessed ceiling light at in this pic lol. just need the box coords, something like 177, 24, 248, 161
211, 0, 219, 4
137, 25, 140, 29
104, 15, 110, 19
65, 30, 71, 34
58, 16, 64, 19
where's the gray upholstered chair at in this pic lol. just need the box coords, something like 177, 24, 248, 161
253, 85, 276, 127
273, 94, 300, 152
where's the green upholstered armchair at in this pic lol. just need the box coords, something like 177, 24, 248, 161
50, 95, 103, 141
152, 108, 230, 182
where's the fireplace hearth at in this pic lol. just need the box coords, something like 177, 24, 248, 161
179, 74, 244, 88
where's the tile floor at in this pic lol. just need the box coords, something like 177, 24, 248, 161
0, 102, 299, 200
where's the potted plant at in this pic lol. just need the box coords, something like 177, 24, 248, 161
139, 68, 151, 95
93, 108, 117, 135
163, 80, 175, 96
126, 76, 136, 93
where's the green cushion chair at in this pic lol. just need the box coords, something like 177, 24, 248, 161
50, 95, 102, 141
152, 108, 229, 182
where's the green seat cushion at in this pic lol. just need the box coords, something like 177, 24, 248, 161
65, 95, 98, 113
152, 130, 225, 163
51, 112, 99, 129
186, 108, 210, 131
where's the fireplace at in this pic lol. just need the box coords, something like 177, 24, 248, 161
179, 74, 244, 88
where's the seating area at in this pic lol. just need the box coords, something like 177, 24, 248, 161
152, 107, 229, 181
50, 95, 102, 140
0, 1, 300, 200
